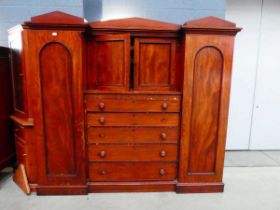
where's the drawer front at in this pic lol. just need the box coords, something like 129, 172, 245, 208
88, 162, 177, 181
14, 124, 24, 139
87, 113, 180, 127
88, 144, 178, 161
15, 136, 26, 165
86, 99, 180, 112
88, 127, 179, 143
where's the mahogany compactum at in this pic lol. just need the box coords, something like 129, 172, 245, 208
8, 11, 241, 195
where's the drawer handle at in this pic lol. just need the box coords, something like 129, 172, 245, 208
160, 150, 166, 157
99, 117, 105, 124
100, 170, 107, 175
162, 103, 168, 110
99, 133, 106, 138
99, 150, 106, 158
160, 133, 167, 140
159, 169, 165, 176
99, 102, 105, 110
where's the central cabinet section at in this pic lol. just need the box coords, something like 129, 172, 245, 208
85, 93, 181, 182
85, 25, 183, 184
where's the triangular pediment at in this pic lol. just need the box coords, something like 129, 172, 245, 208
90, 17, 180, 31
30, 11, 84, 24
183, 16, 236, 28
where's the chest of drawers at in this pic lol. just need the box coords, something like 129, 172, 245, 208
86, 93, 181, 183
8, 11, 241, 195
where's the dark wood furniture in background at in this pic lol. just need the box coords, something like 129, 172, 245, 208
0, 47, 15, 172
8, 11, 241, 195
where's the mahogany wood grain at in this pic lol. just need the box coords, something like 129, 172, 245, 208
88, 144, 178, 161
87, 113, 180, 126
179, 33, 237, 185
8, 12, 240, 194
87, 34, 130, 91
87, 127, 179, 143
134, 38, 177, 91
88, 181, 176, 192
89, 17, 180, 32
88, 162, 177, 181
26, 30, 86, 186
13, 164, 30, 194
40, 42, 76, 176
86, 98, 180, 112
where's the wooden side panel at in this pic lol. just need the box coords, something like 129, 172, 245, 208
27, 30, 85, 186
39, 43, 76, 176
9, 33, 27, 115
134, 38, 176, 91
87, 34, 130, 91
179, 34, 235, 184
188, 47, 223, 174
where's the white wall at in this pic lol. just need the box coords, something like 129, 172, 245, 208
226, 0, 280, 150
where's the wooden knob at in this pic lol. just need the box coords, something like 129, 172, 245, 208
160, 150, 166, 157
100, 170, 107, 175
99, 117, 105, 124
99, 102, 105, 110
162, 103, 168, 110
99, 150, 106, 158
99, 133, 106, 138
160, 133, 167, 140
159, 169, 165, 176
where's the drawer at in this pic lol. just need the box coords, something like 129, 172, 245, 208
86, 98, 180, 112
15, 136, 26, 165
88, 162, 177, 181
14, 124, 24, 139
88, 144, 178, 161
87, 113, 180, 127
88, 127, 179, 143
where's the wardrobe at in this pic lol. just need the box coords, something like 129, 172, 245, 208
8, 11, 241, 195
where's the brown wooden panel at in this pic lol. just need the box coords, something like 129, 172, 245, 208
134, 38, 176, 91
9, 39, 26, 112
87, 34, 130, 91
88, 144, 178, 161
89, 162, 177, 181
88, 127, 179, 143
87, 113, 180, 126
86, 98, 180, 112
15, 136, 26, 165
40, 43, 76, 176
188, 47, 223, 174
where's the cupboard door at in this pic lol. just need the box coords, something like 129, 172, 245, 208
134, 38, 177, 91
28, 30, 85, 186
87, 34, 130, 91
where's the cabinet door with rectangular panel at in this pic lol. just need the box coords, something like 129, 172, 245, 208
87, 34, 130, 91
134, 38, 177, 91
27, 30, 85, 188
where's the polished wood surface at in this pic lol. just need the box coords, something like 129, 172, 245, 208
88, 144, 178, 161
87, 34, 130, 91
134, 38, 177, 91
89, 162, 177, 181
87, 127, 179, 143
0, 47, 15, 171
178, 16, 241, 192
26, 29, 86, 186
13, 164, 30, 194
87, 113, 180, 126
8, 11, 240, 195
